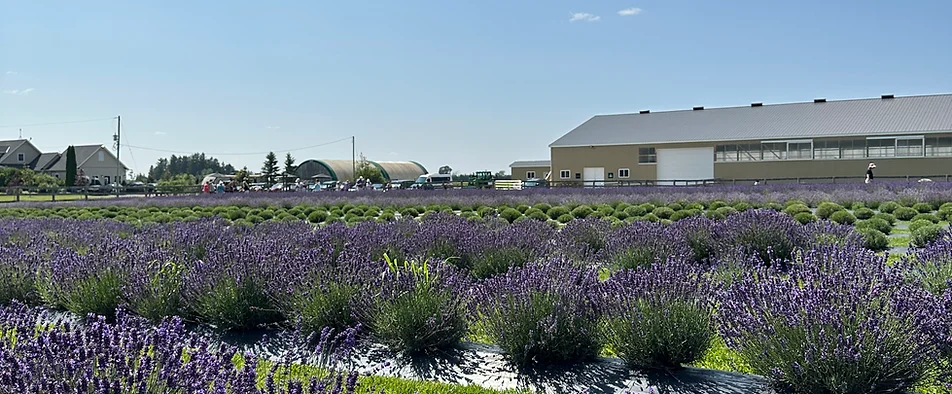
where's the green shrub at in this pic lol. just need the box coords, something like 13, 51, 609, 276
55, 270, 124, 321
908, 220, 935, 234
704, 210, 726, 220
291, 281, 358, 334
624, 206, 647, 217
499, 208, 524, 223
557, 214, 575, 224
911, 213, 940, 224
815, 202, 844, 219
783, 204, 811, 217
732, 202, 752, 212
893, 207, 918, 221
794, 212, 817, 225
878, 201, 900, 214
670, 209, 700, 221
472, 247, 536, 279
853, 208, 875, 220
191, 277, 283, 330
526, 210, 549, 221
685, 202, 705, 211
857, 228, 889, 252
515, 204, 531, 214
641, 213, 660, 222
828, 210, 856, 225
610, 247, 663, 270
872, 212, 897, 225
638, 203, 657, 212
401, 207, 420, 218
912, 202, 934, 213
856, 218, 892, 234
547, 206, 571, 220
532, 203, 552, 213
378, 212, 397, 222
571, 205, 594, 219
652, 207, 676, 219
128, 261, 184, 323
708, 201, 727, 210
850, 202, 866, 210
604, 298, 713, 369
714, 206, 738, 217
0, 262, 38, 305
666, 202, 684, 211
911, 225, 943, 248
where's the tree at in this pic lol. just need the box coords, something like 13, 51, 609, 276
495, 170, 508, 179
235, 166, 249, 184
438, 165, 452, 175
262, 152, 279, 185
148, 153, 236, 183
355, 153, 385, 184
65, 145, 77, 187
283, 153, 296, 188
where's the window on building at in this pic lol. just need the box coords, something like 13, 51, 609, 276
559, 170, 570, 179
16, 153, 24, 162
618, 168, 630, 178
737, 143, 761, 161
715, 145, 739, 162
526, 171, 536, 179
926, 136, 952, 157
867, 138, 896, 158
896, 137, 924, 157
761, 142, 787, 160
814, 140, 840, 159
575, 173, 581, 179
788, 142, 813, 160
98, 151, 105, 161
104, 176, 110, 185
638, 147, 656, 164
840, 139, 866, 159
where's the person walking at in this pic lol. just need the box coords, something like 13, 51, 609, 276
865, 162, 876, 184
216, 180, 225, 194
202, 181, 211, 194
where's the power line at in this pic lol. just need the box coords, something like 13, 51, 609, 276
0, 117, 116, 129
123, 136, 354, 157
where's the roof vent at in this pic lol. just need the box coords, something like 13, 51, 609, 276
639, 110, 650, 114
693, 106, 704, 111
814, 98, 827, 103
881, 94, 895, 99
751, 102, 763, 107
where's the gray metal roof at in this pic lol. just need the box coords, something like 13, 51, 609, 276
549, 94, 952, 147
32, 152, 61, 171
510, 160, 551, 168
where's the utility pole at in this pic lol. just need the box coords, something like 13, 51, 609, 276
352, 136, 356, 181
113, 115, 121, 197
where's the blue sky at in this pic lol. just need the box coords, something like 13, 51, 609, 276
2, 0, 951, 176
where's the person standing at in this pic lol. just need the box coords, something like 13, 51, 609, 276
865, 162, 876, 184
202, 181, 211, 194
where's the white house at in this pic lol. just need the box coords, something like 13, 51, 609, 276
0, 139, 128, 184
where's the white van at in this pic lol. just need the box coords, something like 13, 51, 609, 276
412, 173, 453, 190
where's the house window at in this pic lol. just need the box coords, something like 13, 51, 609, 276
608, 172, 614, 179
788, 142, 813, 160
526, 171, 536, 179
618, 168, 630, 178
574, 173, 581, 179
638, 147, 656, 164
840, 139, 866, 159
814, 140, 841, 159
761, 142, 787, 160
559, 170, 570, 179
867, 138, 896, 158
16, 153, 24, 162
926, 136, 952, 157
896, 137, 924, 157
715, 145, 738, 162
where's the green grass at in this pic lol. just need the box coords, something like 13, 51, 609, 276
889, 236, 911, 248
0, 194, 117, 203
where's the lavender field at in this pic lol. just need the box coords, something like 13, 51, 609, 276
1, 183, 952, 393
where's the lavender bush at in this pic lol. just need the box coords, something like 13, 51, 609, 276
718, 245, 950, 393
602, 261, 716, 369
475, 259, 603, 366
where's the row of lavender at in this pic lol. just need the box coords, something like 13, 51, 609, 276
1, 211, 951, 392
10, 181, 952, 209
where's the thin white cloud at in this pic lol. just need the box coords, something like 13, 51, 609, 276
388, 151, 399, 156
5, 71, 16, 75
154, 131, 167, 136
618, 7, 642, 16
570, 13, 600, 22
2, 88, 34, 95
265, 125, 280, 130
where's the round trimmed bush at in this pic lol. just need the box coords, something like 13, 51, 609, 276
854, 208, 875, 220
547, 206, 571, 220
856, 218, 892, 234
872, 212, 897, 225
651, 207, 676, 220
815, 202, 844, 220
571, 205, 595, 219
878, 201, 900, 214
557, 214, 575, 224
624, 206, 647, 217
908, 219, 935, 234
912, 203, 934, 214
670, 209, 700, 221
893, 207, 919, 221
709, 201, 728, 210
911, 213, 940, 224
857, 228, 889, 252
911, 225, 943, 247
715, 206, 738, 217
828, 210, 856, 225
732, 202, 752, 212
794, 212, 817, 224
528, 210, 549, 221
783, 204, 811, 217
499, 208, 524, 223
666, 202, 684, 211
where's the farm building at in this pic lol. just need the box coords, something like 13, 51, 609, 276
509, 160, 551, 181
549, 93, 952, 184
294, 159, 427, 182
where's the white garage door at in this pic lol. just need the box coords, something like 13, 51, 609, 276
583, 167, 605, 188
656, 147, 714, 185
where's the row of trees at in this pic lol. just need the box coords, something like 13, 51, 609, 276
147, 153, 235, 183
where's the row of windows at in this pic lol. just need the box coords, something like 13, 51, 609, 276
558, 168, 631, 179
715, 136, 952, 162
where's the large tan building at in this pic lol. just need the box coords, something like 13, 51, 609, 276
548, 94, 952, 185
509, 160, 551, 181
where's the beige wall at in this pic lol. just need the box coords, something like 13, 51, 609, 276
510, 166, 551, 181
552, 137, 952, 183
1, 142, 41, 167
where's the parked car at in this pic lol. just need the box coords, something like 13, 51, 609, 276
523, 178, 548, 188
